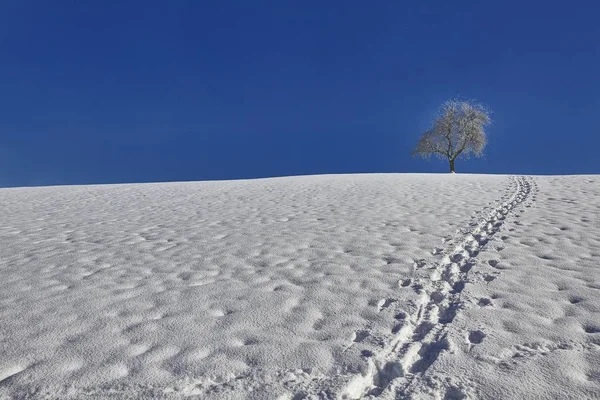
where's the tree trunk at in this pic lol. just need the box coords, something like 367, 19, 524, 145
449, 159, 455, 173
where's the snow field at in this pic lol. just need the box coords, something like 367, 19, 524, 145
0, 174, 598, 399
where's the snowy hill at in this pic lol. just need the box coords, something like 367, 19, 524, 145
0, 174, 598, 399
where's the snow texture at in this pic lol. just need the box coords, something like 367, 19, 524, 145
0, 174, 598, 399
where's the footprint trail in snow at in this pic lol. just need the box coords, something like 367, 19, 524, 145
339, 176, 534, 399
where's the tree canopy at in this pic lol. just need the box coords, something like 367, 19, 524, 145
413, 99, 491, 172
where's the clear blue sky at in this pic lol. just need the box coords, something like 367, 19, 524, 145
1, 1, 598, 187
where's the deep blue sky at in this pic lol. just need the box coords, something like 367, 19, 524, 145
1, 1, 599, 187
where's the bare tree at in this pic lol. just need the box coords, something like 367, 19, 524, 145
413, 99, 491, 173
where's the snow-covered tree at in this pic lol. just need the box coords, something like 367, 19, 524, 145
413, 99, 491, 173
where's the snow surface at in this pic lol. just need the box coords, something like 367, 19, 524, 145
0, 174, 598, 399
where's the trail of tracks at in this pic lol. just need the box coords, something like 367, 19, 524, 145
341, 176, 534, 399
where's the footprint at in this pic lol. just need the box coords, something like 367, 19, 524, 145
399, 279, 412, 288
439, 303, 459, 324
377, 298, 396, 312
583, 325, 600, 334
568, 296, 585, 304
431, 291, 446, 303
412, 283, 424, 293
312, 319, 326, 331
178, 272, 192, 281
468, 330, 486, 344
451, 281, 465, 294
478, 298, 492, 307
443, 385, 470, 400
394, 312, 407, 320
383, 256, 400, 265
392, 323, 404, 334
353, 330, 370, 342
451, 253, 465, 263
413, 322, 435, 341
556, 283, 569, 291
460, 262, 474, 273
